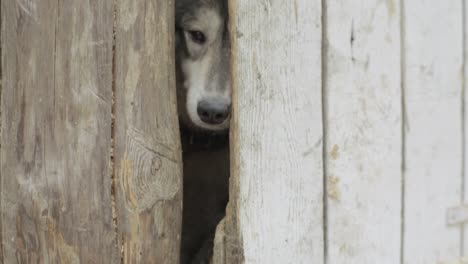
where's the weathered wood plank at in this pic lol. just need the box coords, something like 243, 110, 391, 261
0, 0, 3, 261
224, 0, 324, 262
114, 0, 183, 262
324, 0, 402, 263
465, 0, 468, 257
1, 0, 117, 262
404, 0, 463, 262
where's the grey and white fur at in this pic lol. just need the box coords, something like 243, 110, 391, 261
176, 0, 231, 131
175, 0, 231, 263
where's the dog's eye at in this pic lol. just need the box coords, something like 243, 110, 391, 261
188, 30, 206, 44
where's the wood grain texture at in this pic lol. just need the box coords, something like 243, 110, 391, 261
403, 0, 463, 262
1, 0, 117, 262
226, 0, 323, 263
324, 0, 402, 263
114, 0, 183, 263
465, 0, 468, 257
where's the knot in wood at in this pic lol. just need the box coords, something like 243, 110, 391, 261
150, 156, 162, 175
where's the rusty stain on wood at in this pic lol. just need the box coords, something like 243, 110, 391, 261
385, 0, 395, 17
328, 176, 341, 202
331, 144, 340, 160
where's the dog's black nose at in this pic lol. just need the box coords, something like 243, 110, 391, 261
197, 99, 230, 125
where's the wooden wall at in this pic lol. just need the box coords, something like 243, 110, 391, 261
222, 0, 468, 263
220, 0, 324, 263
1, 0, 182, 263
325, 0, 401, 263
2, 0, 468, 263
404, 1, 463, 262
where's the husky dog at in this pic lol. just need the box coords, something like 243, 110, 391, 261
176, 0, 231, 131
176, 0, 231, 263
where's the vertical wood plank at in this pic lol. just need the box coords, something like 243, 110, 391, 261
114, 0, 183, 262
324, 0, 402, 263
0, 0, 3, 261
404, 0, 463, 262
1, 0, 117, 262
465, 0, 468, 257
227, 0, 323, 262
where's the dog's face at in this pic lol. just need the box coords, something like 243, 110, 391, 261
176, 0, 231, 131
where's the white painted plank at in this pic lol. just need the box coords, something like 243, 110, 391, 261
231, 0, 323, 263
324, 0, 402, 263
404, 1, 463, 263
465, 0, 468, 257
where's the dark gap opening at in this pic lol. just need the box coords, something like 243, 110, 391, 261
110, 0, 121, 262
179, 128, 230, 264
175, 1, 231, 263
